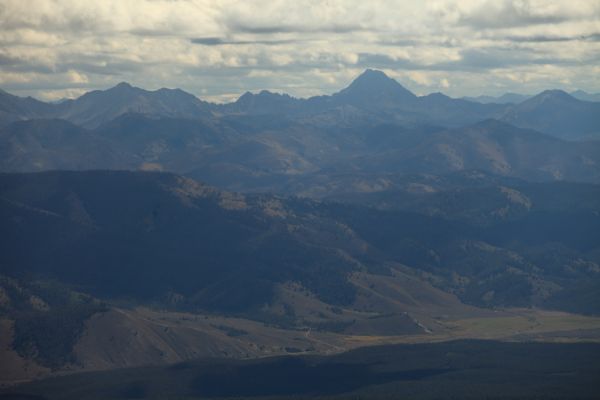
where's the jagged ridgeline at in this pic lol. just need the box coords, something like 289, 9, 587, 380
1, 70, 599, 196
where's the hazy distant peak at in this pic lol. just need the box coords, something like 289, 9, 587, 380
535, 89, 574, 100
424, 92, 450, 99
570, 90, 600, 102
518, 89, 579, 108
113, 81, 134, 90
498, 87, 600, 139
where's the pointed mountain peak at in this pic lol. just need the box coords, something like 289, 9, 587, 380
100, 82, 141, 96
355, 68, 392, 81
347, 69, 400, 90
335, 69, 416, 104
77, 81, 141, 101
236, 91, 254, 102
569, 90, 600, 102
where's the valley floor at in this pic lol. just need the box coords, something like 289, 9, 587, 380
3, 338, 600, 400
3, 304, 600, 386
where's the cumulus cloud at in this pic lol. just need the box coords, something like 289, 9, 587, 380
0, 0, 599, 101
459, 0, 599, 29
504, 33, 600, 42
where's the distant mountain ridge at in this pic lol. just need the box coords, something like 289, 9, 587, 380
2, 69, 598, 138
0, 88, 56, 125
570, 90, 600, 102
464, 90, 600, 104
1, 69, 599, 196
55, 82, 213, 128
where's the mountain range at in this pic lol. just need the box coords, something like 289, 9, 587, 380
1, 70, 600, 199
1, 70, 600, 387
2, 69, 599, 135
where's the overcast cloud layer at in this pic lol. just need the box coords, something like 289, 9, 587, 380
1, 0, 599, 102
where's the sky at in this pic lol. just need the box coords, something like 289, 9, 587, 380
1, 0, 599, 103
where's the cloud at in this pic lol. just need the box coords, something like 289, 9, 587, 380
356, 53, 418, 70
451, 0, 599, 29
504, 33, 600, 42
0, 53, 20, 66
225, 21, 368, 35
190, 37, 225, 45
457, 4, 567, 29
190, 37, 299, 46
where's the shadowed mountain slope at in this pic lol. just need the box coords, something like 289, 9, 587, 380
1, 170, 599, 316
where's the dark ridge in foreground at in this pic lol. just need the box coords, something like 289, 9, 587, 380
3, 340, 600, 399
